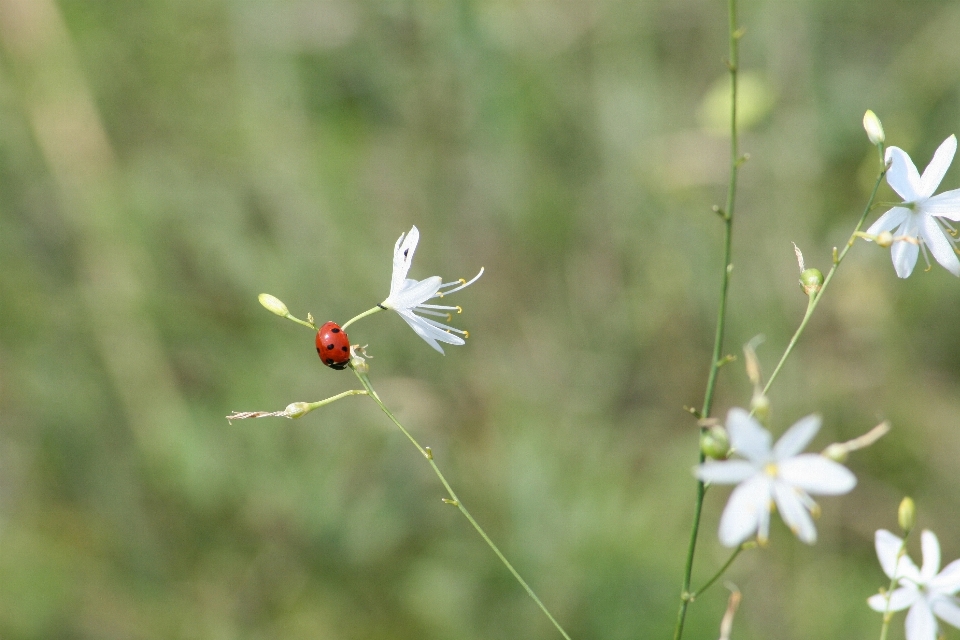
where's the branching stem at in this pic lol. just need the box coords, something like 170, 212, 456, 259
672, 1, 740, 638
762, 168, 886, 396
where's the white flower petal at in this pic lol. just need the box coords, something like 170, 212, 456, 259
868, 593, 888, 612
918, 135, 957, 198
718, 474, 772, 547
772, 482, 817, 544
886, 146, 923, 202
891, 228, 921, 279
778, 455, 856, 495
772, 414, 821, 460
383, 276, 443, 310
397, 309, 466, 353
888, 587, 921, 612
921, 530, 942, 582
905, 598, 938, 640
396, 311, 445, 353
726, 408, 772, 464
918, 216, 960, 276
696, 460, 757, 485
390, 226, 421, 295
876, 530, 922, 582
923, 188, 960, 220
876, 529, 904, 578
931, 560, 960, 594
932, 598, 960, 629
867, 207, 911, 236
869, 587, 921, 613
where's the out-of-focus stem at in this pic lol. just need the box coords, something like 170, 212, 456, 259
761, 168, 886, 396
673, 2, 741, 639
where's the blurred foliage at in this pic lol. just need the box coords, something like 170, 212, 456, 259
1, 0, 959, 638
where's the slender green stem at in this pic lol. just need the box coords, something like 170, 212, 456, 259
691, 543, 748, 600
284, 313, 317, 331
352, 367, 572, 640
878, 534, 910, 640
761, 168, 886, 396
672, 2, 740, 639
342, 305, 385, 331
303, 389, 369, 412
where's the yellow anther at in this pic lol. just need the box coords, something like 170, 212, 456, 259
437, 292, 444, 298
764, 463, 778, 477
458, 278, 466, 284
455, 306, 462, 314
445, 314, 452, 321
463, 331, 469, 339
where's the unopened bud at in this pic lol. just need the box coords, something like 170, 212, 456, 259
863, 110, 885, 145
283, 402, 312, 419
799, 268, 824, 296
898, 497, 916, 534
259, 293, 289, 317
750, 393, 771, 424
822, 443, 848, 463
876, 231, 893, 248
701, 425, 731, 460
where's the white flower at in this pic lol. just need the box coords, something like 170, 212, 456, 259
695, 408, 857, 547
868, 529, 960, 640
867, 135, 960, 278
380, 226, 483, 353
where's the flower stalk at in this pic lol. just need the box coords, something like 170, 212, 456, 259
351, 365, 572, 640
761, 167, 886, 396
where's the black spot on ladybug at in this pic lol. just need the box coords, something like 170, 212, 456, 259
331, 327, 340, 333
316, 347, 322, 355
341, 346, 349, 352
327, 343, 335, 350
326, 358, 334, 365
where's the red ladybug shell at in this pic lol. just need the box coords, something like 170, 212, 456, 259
315, 321, 351, 370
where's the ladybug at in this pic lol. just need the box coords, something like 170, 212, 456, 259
315, 321, 351, 370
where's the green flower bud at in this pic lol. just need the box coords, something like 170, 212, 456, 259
821, 443, 848, 463
898, 497, 916, 534
799, 268, 824, 296
701, 425, 731, 460
284, 402, 312, 418
259, 293, 289, 317
863, 110, 885, 145
750, 393, 770, 424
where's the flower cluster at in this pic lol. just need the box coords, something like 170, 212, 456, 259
868, 529, 960, 640
868, 135, 960, 278
696, 409, 856, 547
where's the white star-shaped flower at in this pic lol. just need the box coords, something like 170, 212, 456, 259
696, 408, 857, 547
867, 134, 960, 278
379, 226, 483, 353
868, 529, 960, 640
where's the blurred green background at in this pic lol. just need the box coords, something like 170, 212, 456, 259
2, 0, 959, 638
